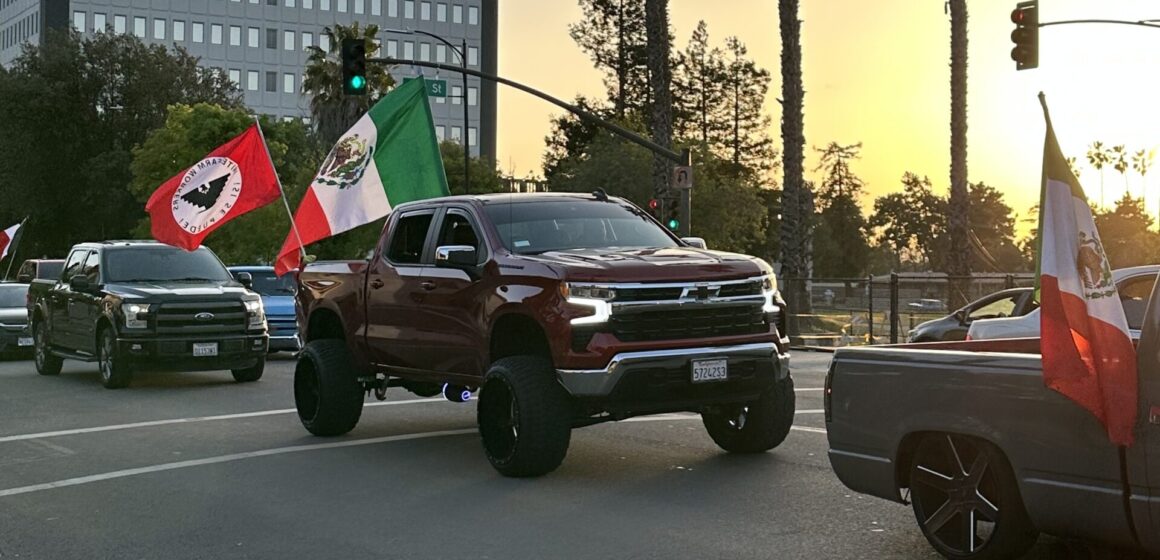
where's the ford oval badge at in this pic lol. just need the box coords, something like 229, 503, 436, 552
194, 312, 215, 321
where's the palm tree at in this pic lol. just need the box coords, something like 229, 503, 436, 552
778, 0, 808, 331
1066, 156, 1081, 179
303, 23, 395, 145
1086, 141, 1109, 208
947, 0, 970, 308
645, 0, 672, 226
1111, 144, 1129, 198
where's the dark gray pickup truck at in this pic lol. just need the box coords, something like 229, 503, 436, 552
826, 279, 1160, 559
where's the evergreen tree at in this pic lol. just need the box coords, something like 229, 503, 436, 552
673, 21, 727, 147
723, 37, 775, 174
569, 0, 650, 118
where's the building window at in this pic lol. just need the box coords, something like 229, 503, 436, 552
265, 71, 277, 92
468, 5, 478, 25
468, 127, 477, 147
467, 86, 477, 106
450, 126, 461, 141
386, 39, 397, 57
451, 85, 461, 105
133, 16, 145, 37
435, 125, 445, 141
419, 42, 430, 61
338, 0, 347, 12
287, 0, 296, 6
302, 32, 313, 50
436, 3, 447, 21
320, 0, 330, 10
114, 15, 126, 34
420, 1, 430, 20
284, 30, 294, 50
154, 19, 166, 40
372, 0, 381, 16
173, 20, 185, 41
93, 13, 107, 32
72, 11, 85, 32
467, 46, 478, 66
192, 21, 204, 42
284, 73, 295, 93
248, 27, 259, 48
247, 70, 258, 91
266, 28, 277, 49
267, 0, 277, 5
435, 44, 446, 63
404, 0, 414, 18
452, 4, 462, 23
228, 69, 241, 86
403, 41, 413, 59
355, 0, 364, 14
388, 0, 398, 16
229, 25, 241, 46
304, 0, 313, 8
211, 23, 223, 45
319, 34, 330, 51
249, 0, 258, 4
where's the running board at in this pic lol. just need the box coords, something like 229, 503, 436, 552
50, 348, 97, 362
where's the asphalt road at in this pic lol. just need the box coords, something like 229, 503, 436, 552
0, 351, 1130, 559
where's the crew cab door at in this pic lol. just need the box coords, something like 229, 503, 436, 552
417, 207, 489, 376
50, 249, 87, 349
364, 209, 436, 369
70, 251, 103, 355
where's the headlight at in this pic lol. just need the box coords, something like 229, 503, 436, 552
761, 273, 779, 313
562, 283, 614, 325
244, 299, 265, 328
121, 303, 151, 329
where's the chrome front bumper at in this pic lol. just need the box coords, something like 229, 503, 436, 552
556, 342, 789, 398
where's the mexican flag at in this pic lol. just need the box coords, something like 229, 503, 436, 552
274, 78, 450, 275
1037, 94, 1138, 446
0, 220, 22, 261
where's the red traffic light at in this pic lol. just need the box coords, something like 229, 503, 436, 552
1011, 8, 1025, 24
648, 199, 660, 209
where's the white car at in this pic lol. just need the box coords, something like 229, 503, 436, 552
966, 265, 1160, 340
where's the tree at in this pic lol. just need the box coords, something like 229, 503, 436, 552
1086, 141, 1110, 208
645, 0, 674, 205
722, 37, 775, 174
440, 141, 506, 196
1132, 148, 1153, 219
1111, 144, 1129, 197
968, 182, 1026, 272
947, 0, 970, 306
303, 23, 395, 146
541, 95, 612, 183
813, 142, 865, 204
673, 21, 727, 147
811, 142, 869, 277
0, 30, 240, 258
128, 103, 321, 264
1094, 194, 1160, 268
569, 0, 651, 118
778, 0, 809, 327
869, 173, 944, 269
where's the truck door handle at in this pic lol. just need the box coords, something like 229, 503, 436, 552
370, 279, 384, 289
420, 281, 437, 291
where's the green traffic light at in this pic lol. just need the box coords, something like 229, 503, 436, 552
349, 75, 366, 90
667, 218, 679, 230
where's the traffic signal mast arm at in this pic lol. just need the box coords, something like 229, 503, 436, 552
1010, 1, 1160, 71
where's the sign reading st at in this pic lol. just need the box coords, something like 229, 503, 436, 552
403, 77, 448, 98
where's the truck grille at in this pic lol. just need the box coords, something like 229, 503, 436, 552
614, 287, 683, 302
267, 316, 297, 335
609, 305, 766, 342
155, 301, 247, 335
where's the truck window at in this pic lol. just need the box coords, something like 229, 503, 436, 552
436, 212, 481, 252
17, 261, 31, 280
61, 250, 87, 282
82, 251, 100, 283
484, 200, 678, 255
1119, 275, 1157, 330
968, 295, 1019, 320
387, 213, 434, 264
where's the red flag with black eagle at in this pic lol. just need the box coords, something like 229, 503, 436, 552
145, 125, 280, 250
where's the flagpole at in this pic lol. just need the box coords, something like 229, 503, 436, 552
4, 216, 28, 281
253, 118, 308, 265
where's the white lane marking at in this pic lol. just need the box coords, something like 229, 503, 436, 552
0, 398, 444, 444
791, 426, 827, 434
794, 388, 824, 392
0, 428, 477, 499
796, 410, 823, 414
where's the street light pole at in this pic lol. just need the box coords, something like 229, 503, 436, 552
382, 28, 471, 192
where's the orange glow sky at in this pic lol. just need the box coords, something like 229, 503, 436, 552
496, 1, 1160, 235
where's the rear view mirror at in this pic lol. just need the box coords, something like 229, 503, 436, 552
681, 237, 707, 250
435, 245, 478, 268
236, 272, 253, 289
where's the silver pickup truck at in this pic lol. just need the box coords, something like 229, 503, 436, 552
825, 280, 1160, 559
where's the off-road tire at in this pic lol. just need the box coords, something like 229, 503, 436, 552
477, 356, 573, 477
231, 358, 265, 383
295, 339, 364, 436
98, 326, 133, 389
702, 376, 795, 453
33, 320, 62, 376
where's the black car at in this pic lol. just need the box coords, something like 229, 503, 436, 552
0, 282, 32, 354
906, 287, 1037, 342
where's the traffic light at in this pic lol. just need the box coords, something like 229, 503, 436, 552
341, 38, 368, 95
1010, 1, 1038, 71
666, 196, 680, 231
648, 198, 661, 220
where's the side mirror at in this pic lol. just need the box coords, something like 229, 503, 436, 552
69, 275, 91, 293
681, 237, 707, 250
16, 273, 30, 283
236, 272, 253, 289
435, 245, 479, 269
954, 309, 968, 324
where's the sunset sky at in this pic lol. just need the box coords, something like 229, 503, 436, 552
495, 0, 1160, 236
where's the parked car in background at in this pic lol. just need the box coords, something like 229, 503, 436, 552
0, 282, 32, 354
905, 298, 947, 312
907, 287, 1036, 342
15, 259, 63, 283
967, 265, 1159, 340
229, 266, 299, 353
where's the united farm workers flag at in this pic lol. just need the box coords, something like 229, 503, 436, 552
1037, 94, 1138, 446
274, 78, 449, 275
0, 221, 21, 260
145, 125, 280, 251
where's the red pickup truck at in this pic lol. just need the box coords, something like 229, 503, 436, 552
293, 192, 794, 477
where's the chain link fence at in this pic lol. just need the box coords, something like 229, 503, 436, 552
781, 273, 1036, 347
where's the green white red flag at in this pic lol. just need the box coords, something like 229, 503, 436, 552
1037, 94, 1138, 446
274, 78, 450, 275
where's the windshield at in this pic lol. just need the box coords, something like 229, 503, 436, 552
0, 284, 27, 307
104, 246, 232, 283
240, 270, 296, 296
484, 199, 678, 255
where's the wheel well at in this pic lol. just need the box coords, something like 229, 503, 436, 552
307, 309, 345, 342
94, 317, 113, 344
490, 314, 550, 363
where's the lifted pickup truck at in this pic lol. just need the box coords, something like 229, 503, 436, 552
29, 241, 268, 388
294, 192, 794, 477
826, 280, 1160, 558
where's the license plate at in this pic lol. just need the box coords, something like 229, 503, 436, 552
192, 342, 219, 357
692, 358, 728, 383
17, 337, 32, 347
